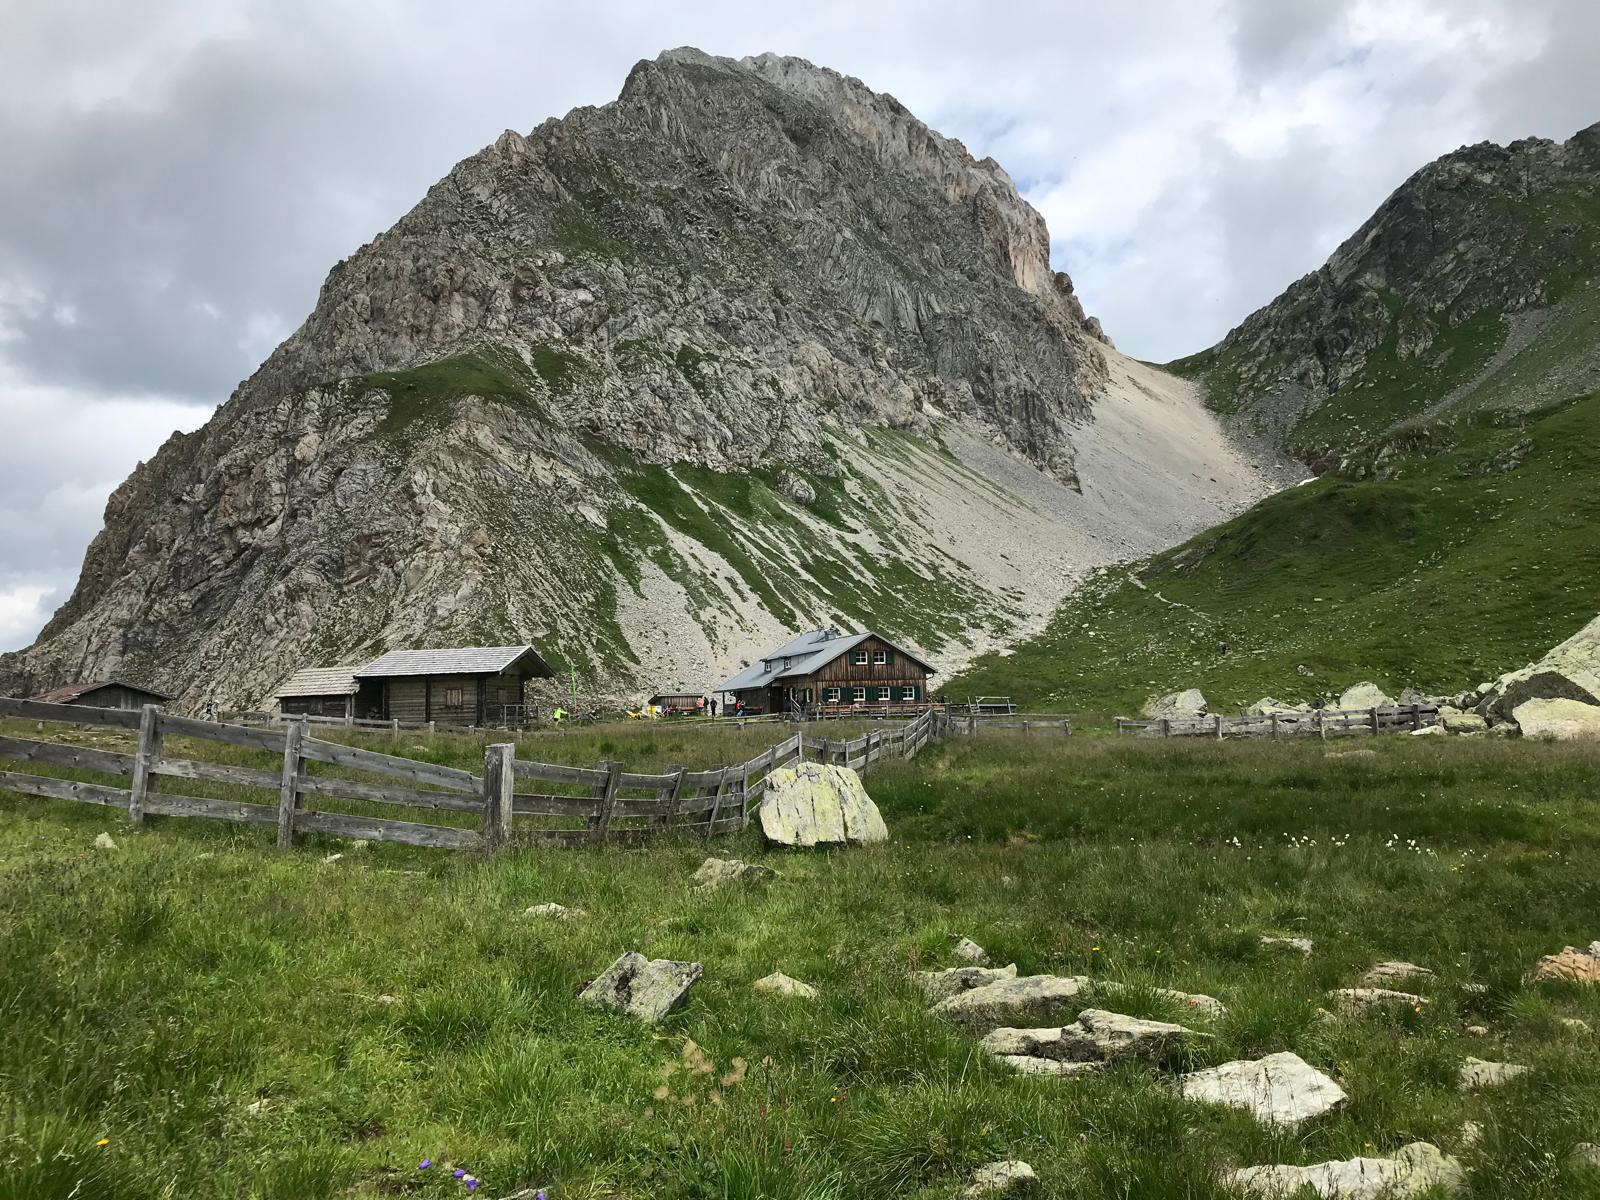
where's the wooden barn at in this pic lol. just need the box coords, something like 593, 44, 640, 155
30, 679, 173, 710
353, 645, 553, 726
716, 628, 934, 716
274, 666, 369, 720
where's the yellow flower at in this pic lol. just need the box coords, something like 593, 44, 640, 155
96, 1139, 109, 1147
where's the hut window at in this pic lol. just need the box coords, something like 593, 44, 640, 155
901, 686, 918, 701
443, 687, 464, 707
851, 649, 869, 665
824, 687, 841, 704
874, 649, 889, 665
876, 687, 893, 702
851, 686, 867, 702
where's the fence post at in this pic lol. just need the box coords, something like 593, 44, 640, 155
657, 763, 685, 832
276, 717, 306, 848
1369, 707, 1379, 737
427, 720, 436, 739
705, 766, 731, 839
1318, 710, 1327, 740
127, 703, 163, 825
1214, 713, 1224, 741
1411, 704, 1421, 731
1270, 712, 1279, 739
1063, 719, 1072, 738
481, 742, 516, 851
1161, 718, 1171, 739
591, 759, 623, 846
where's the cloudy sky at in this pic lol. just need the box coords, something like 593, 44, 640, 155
2, 0, 1596, 651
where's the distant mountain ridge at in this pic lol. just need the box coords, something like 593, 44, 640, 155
1, 48, 1275, 709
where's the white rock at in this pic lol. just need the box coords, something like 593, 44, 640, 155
758, 763, 887, 847
524, 902, 586, 920
93, 832, 119, 851
1480, 615, 1600, 720
1464, 1024, 1489, 1038
930, 974, 1091, 1031
1328, 987, 1428, 1013
953, 936, 990, 965
1560, 1017, 1591, 1034
1338, 682, 1395, 710
322, 853, 344, 864
1359, 961, 1435, 987
1460, 1057, 1527, 1091
1513, 697, 1600, 739
995, 1056, 1105, 1077
913, 964, 1019, 1002
692, 856, 776, 889
961, 1159, 1038, 1197
753, 971, 818, 1000
1260, 936, 1314, 955
1179, 1051, 1348, 1126
981, 1009, 1200, 1066
1229, 1141, 1465, 1198
1410, 724, 1446, 737
1442, 711, 1489, 734
1458, 1120, 1483, 1151
577, 951, 702, 1023
1143, 689, 1208, 720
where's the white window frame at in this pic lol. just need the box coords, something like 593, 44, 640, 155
901, 686, 918, 702
851, 649, 869, 666
824, 687, 841, 704
876, 686, 893, 702
873, 649, 888, 665
851, 686, 867, 703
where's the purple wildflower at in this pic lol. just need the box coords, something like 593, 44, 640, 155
465, 1179, 478, 1191
419, 1159, 432, 1170
453, 1168, 465, 1179
536, 1192, 547, 1200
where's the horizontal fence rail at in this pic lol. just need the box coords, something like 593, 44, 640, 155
0, 699, 953, 853
1114, 703, 1438, 740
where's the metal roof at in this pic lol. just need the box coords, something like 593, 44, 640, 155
715, 628, 934, 693
30, 679, 174, 704
353, 645, 551, 679
275, 666, 362, 698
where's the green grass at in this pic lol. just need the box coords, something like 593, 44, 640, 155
363, 352, 536, 441
2, 732, 1599, 1198
948, 393, 1600, 715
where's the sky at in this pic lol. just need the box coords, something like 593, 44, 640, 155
1, 0, 1597, 651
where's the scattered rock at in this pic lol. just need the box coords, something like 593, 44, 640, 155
1465, 1025, 1489, 1038
1513, 697, 1600, 739
961, 1159, 1037, 1197
953, 936, 990, 965
1229, 1141, 1465, 1198
1260, 935, 1314, 955
1360, 961, 1435, 987
1458, 1120, 1483, 1151
322, 853, 345, 865
1339, 682, 1395, 710
1143, 689, 1208, 720
245, 1098, 271, 1116
994, 1056, 1106, 1077
1397, 687, 1430, 707
1560, 1017, 1591, 1034
752, 971, 818, 1000
981, 1009, 1201, 1068
1180, 1051, 1347, 1126
1460, 1057, 1528, 1091
1247, 697, 1310, 716
691, 856, 776, 889
758, 763, 887, 847
1328, 987, 1428, 1013
577, 952, 702, 1023
1410, 724, 1446, 736
1443, 711, 1489, 734
931, 973, 1091, 1031
1573, 1144, 1600, 1171
93, 832, 119, 851
1325, 748, 1377, 759
524, 902, 586, 920
913, 964, 1019, 1003
1529, 941, 1600, 984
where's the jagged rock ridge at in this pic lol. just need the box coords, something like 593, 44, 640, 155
3, 49, 1275, 708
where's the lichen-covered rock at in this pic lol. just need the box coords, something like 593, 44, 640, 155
578, 952, 702, 1023
524, 902, 586, 920
1460, 1057, 1528, 1091
1144, 689, 1208, 720
931, 974, 1092, 1031
961, 1160, 1038, 1197
1180, 1051, 1348, 1126
752, 971, 818, 1000
1229, 1141, 1466, 1197
953, 937, 990, 965
1260, 935, 1313, 955
913, 964, 1019, 1003
1513, 697, 1600, 739
758, 763, 887, 847
692, 857, 776, 889
1328, 987, 1429, 1012
1359, 961, 1435, 987
1443, 711, 1489, 734
1339, 682, 1395, 710
1529, 941, 1600, 984
980, 1009, 1201, 1067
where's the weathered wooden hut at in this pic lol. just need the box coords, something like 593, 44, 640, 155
716, 628, 934, 716
274, 666, 368, 720
353, 645, 553, 726
30, 679, 173, 710
648, 692, 704, 715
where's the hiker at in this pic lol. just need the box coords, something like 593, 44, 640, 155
708, 696, 718, 717
552, 706, 567, 724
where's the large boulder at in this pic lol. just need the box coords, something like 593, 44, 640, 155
1513, 697, 1600, 740
1479, 614, 1600, 720
1229, 1141, 1465, 1198
759, 763, 887, 847
1338, 682, 1395, 710
577, 952, 702, 1023
1143, 689, 1208, 720
1530, 940, 1600, 984
913, 964, 1019, 1003
1179, 1051, 1347, 1126
931, 974, 1092, 1031
1246, 697, 1309, 716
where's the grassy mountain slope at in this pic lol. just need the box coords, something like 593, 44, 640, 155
949, 393, 1600, 715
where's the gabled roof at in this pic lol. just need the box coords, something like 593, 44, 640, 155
716, 628, 935, 692
30, 679, 174, 704
353, 645, 552, 679
275, 666, 363, 698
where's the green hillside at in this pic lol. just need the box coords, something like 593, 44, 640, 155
948, 393, 1600, 715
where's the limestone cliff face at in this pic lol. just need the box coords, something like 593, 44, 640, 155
4, 49, 1274, 709
1173, 121, 1600, 459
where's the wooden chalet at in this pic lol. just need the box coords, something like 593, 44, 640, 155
648, 692, 704, 716
352, 645, 553, 726
29, 679, 173, 710
275, 666, 366, 720
716, 628, 934, 716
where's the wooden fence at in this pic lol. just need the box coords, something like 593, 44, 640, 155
952, 713, 1073, 737
1113, 704, 1438, 740
0, 699, 950, 853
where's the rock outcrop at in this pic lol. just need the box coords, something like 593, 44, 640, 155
1179, 1051, 1348, 1126
1143, 689, 1208, 721
1480, 614, 1600, 722
1229, 1141, 1465, 1198
0, 48, 1278, 709
980, 1009, 1201, 1071
758, 763, 887, 847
